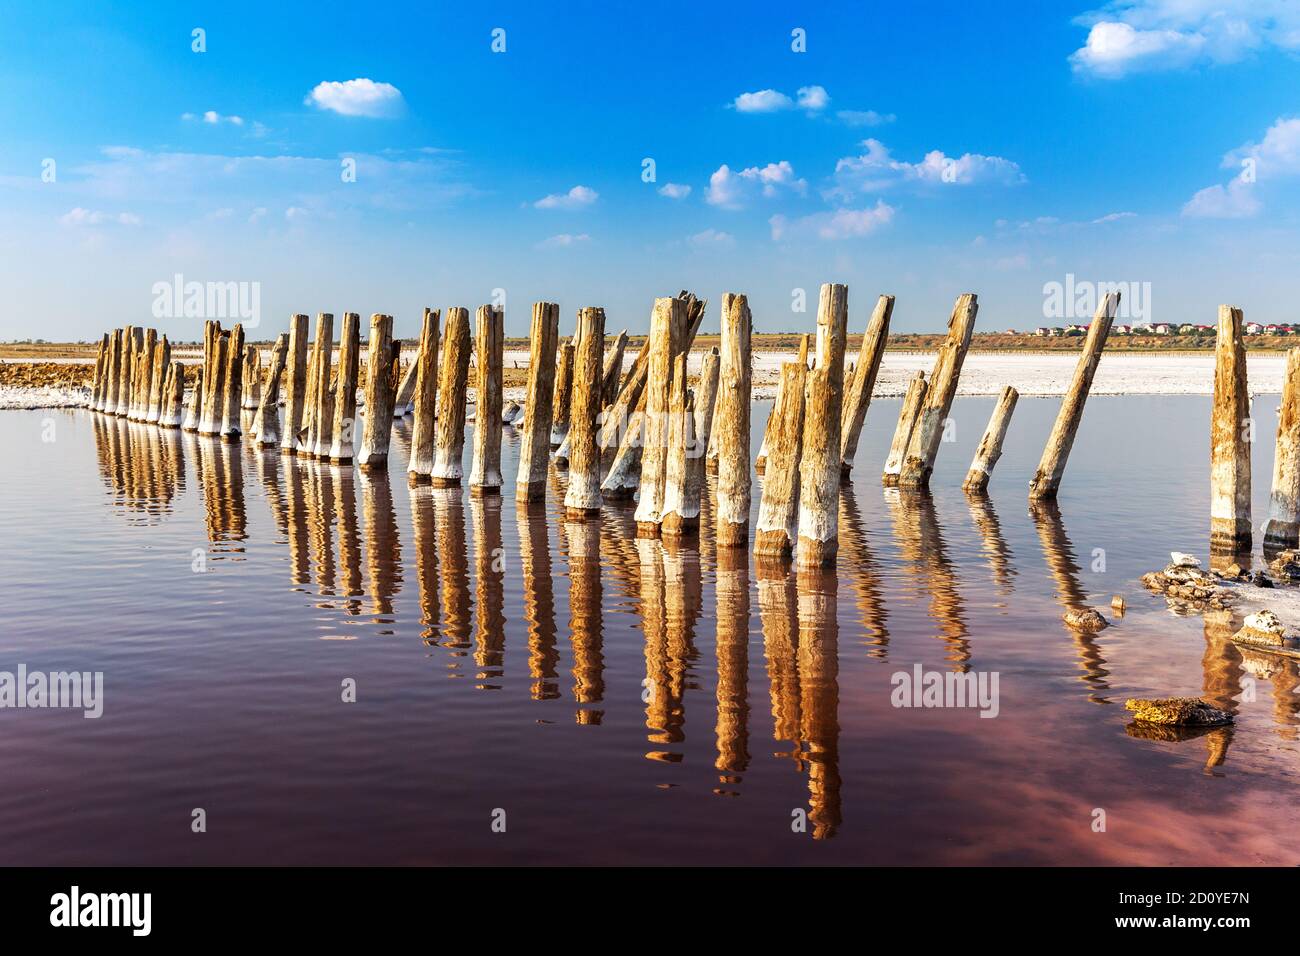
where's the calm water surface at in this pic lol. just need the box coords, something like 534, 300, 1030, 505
2, 396, 1299, 865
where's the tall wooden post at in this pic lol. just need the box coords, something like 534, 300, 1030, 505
160, 360, 186, 428
899, 293, 978, 488
635, 297, 687, 536
756, 335, 808, 474
220, 323, 245, 440
328, 313, 361, 462
839, 294, 894, 478
132, 328, 156, 421
601, 329, 629, 407
252, 333, 288, 447
356, 314, 398, 471
963, 386, 1019, 494
715, 292, 752, 547
407, 308, 441, 481
661, 353, 701, 536
1028, 291, 1119, 499
146, 335, 170, 424
91, 333, 107, 411
882, 371, 926, 484
1210, 304, 1252, 554
281, 314, 310, 454
796, 283, 849, 567
182, 366, 203, 433
199, 331, 228, 436
516, 302, 560, 502
303, 313, 334, 457
551, 340, 575, 447
430, 307, 471, 486
695, 346, 720, 461
755, 359, 808, 558
104, 329, 123, 416
470, 304, 505, 494
241, 345, 262, 410
1264, 347, 1300, 550
564, 307, 606, 517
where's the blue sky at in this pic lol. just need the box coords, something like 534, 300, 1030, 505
2, 0, 1299, 341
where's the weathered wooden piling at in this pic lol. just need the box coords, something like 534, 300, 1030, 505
898, 293, 978, 488
1028, 291, 1119, 499
564, 307, 606, 517
695, 346, 720, 463
516, 302, 561, 502
601, 329, 629, 407
182, 365, 203, 432
251, 333, 288, 446
635, 297, 688, 536
1209, 304, 1252, 553
328, 313, 361, 462
91, 333, 108, 411
241, 344, 261, 410
303, 313, 334, 457
1264, 348, 1300, 550
220, 324, 245, 440
756, 335, 808, 475
121, 326, 143, 418
103, 329, 123, 416
407, 308, 441, 481
356, 314, 398, 471
430, 307, 471, 486
199, 331, 229, 436
963, 385, 1019, 494
715, 293, 753, 547
839, 294, 894, 478
882, 371, 926, 484
146, 335, 170, 424
551, 340, 576, 448
280, 314, 310, 454
661, 354, 701, 535
160, 360, 186, 427
796, 284, 849, 567
131, 329, 156, 421
755, 358, 808, 558
470, 304, 505, 494
393, 353, 419, 418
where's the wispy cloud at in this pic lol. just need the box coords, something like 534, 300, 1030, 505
705, 161, 806, 210
770, 200, 895, 241
831, 139, 1024, 196
836, 109, 895, 127
657, 182, 691, 199
534, 185, 598, 210
687, 228, 734, 248
538, 232, 590, 248
60, 207, 141, 226
1182, 116, 1300, 218
304, 78, 405, 117
732, 89, 794, 113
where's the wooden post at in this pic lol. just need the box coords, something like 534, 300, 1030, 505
470, 304, 505, 494
121, 326, 142, 418
564, 307, 606, 517
281, 314, 310, 454
91, 333, 107, 411
302, 314, 334, 457
132, 328, 156, 421
407, 308, 441, 481
328, 313, 361, 462
516, 302, 560, 502
220, 323, 244, 440
1028, 291, 1119, 499
755, 359, 808, 558
551, 340, 575, 447
635, 297, 687, 536
430, 307, 471, 486
899, 293, 978, 488
796, 283, 849, 567
600, 329, 629, 407
241, 345, 261, 410
839, 294, 894, 478
756, 335, 808, 474
1264, 347, 1300, 550
695, 346, 720, 462
182, 365, 203, 433
160, 360, 186, 427
393, 352, 419, 418
882, 371, 926, 484
104, 329, 123, 416
1209, 304, 1252, 553
356, 314, 398, 470
251, 333, 288, 446
715, 292, 752, 547
661, 353, 702, 535
146, 335, 170, 424
199, 331, 228, 436
963, 386, 1019, 494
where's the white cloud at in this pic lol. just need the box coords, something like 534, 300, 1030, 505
1091, 211, 1137, 223
796, 85, 829, 111
1069, 1, 1300, 78
538, 233, 590, 248
1182, 179, 1260, 218
1182, 116, 1300, 218
687, 228, 735, 248
60, 207, 141, 226
534, 185, 598, 210
836, 109, 895, 127
304, 78, 405, 118
705, 161, 807, 210
832, 139, 1024, 194
732, 89, 793, 113
182, 111, 245, 126
770, 200, 895, 241
285, 206, 308, 221
657, 182, 691, 199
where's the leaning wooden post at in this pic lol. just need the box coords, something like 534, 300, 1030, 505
839, 294, 894, 478
715, 293, 753, 547
470, 304, 505, 494
796, 283, 849, 567
563, 307, 606, 517
393, 352, 419, 418
407, 308, 441, 482
199, 331, 228, 436
430, 307, 471, 486
241, 345, 261, 410
356, 314, 398, 470
551, 341, 576, 447
328, 313, 361, 462
1209, 304, 1252, 554
882, 371, 926, 484
694, 346, 720, 462
755, 358, 809, 558
600, 329, 629, 407
635, 297, 687, 536
160, 361, 186, 427
1264, 347, 1300, 550
280, 314, 310, 454
220, 323, 245, 440
251, 333, 288, 446
899, 293, 978, 488
516, 302, 561, 502
1028, 291, 1119, 499
963, 386, 1019, 494
756, 335, 808, 474
662, 353, 701, 536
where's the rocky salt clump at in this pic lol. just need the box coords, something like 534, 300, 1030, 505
1124, 696, 1234, 726
1141, 554, 1237, 610
1062, 608, 1108, 631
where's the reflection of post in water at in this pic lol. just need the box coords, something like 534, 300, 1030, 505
887, 488, 969, 669
1234, 641, 1300, 742
282, 455, 310, 586
93, 416, 184, 520
333, 465, 364, 616
306, 463, 337, 599
965, 490, 1016, 596
434, 486, 472, 661
472, 493, 506, 690
518, 501, 559, 700
714, 547, 750, 795
758, 562, 802, 766
567, 518, 604, 722
196, 433, 247, 552
838, 485, 889, 660
410, 483, 440, 643
796, 568, 842, 840
639, 538, 683, 762
1197, 610, 1241, 768
1029, 498, 1111, 703
361, 470, 403, 625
